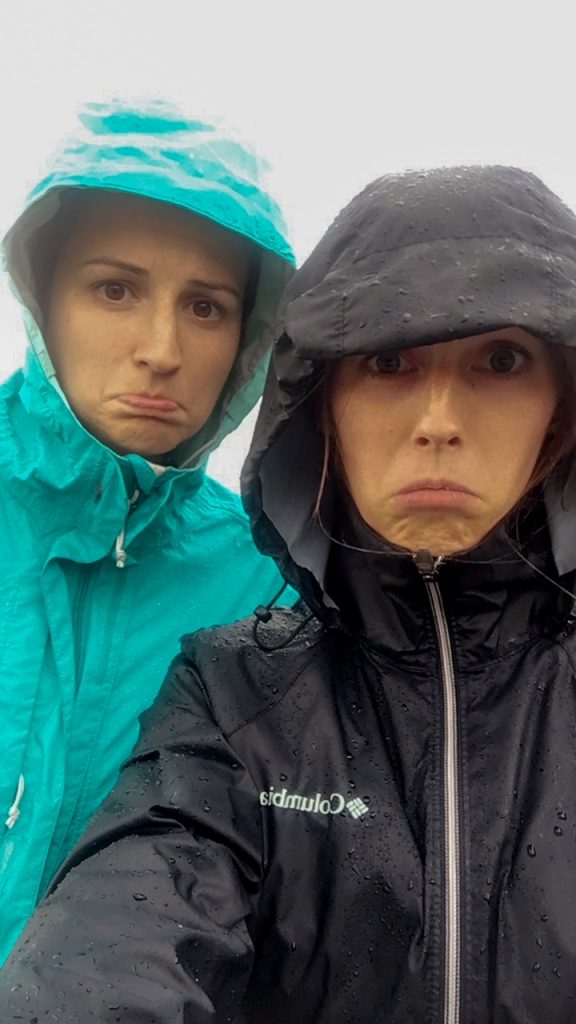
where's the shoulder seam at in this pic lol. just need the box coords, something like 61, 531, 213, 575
193, 476, 248, 529
223, 637, 325, 740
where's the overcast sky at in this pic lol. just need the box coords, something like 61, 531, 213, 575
2, 0, 575, 488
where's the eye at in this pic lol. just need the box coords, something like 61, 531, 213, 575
478, 344, 530, 375
96, 281, 132, 303
189, 298, 221, 320
366, 351, 414, 375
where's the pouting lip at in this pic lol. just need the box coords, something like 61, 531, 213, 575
395, 478, 478, 496
116, 393, 181, 412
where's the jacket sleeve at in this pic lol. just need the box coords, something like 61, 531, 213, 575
0, 655, 263, 1023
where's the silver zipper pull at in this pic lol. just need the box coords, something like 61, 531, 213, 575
115, 528, 127, 569
413, 549, 444, 580
115, 489, 141, 569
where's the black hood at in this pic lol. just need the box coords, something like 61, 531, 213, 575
242, 165, 576, 616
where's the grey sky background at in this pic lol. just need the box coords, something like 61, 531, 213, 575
2, 0, 575, 489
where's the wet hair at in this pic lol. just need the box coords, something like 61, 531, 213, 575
526, 344, 576, 489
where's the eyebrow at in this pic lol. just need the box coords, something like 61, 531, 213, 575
81, 259, 243, 301
82, 257, 146, 275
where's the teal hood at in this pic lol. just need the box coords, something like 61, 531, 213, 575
2, 99, 295, 467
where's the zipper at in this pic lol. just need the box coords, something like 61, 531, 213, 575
414, 549, 461, 1024
73, 565, 93, 688
115, 489, 141, 569
4, 774, 25, 830
76, 489, 140, 675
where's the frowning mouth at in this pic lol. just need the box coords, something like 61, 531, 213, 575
396, 479, 477, 496
394, 479, 479, 508
117, 393, 181, 414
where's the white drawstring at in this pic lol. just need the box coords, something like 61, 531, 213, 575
114, 489, 140, 569
5, 774, 25, 830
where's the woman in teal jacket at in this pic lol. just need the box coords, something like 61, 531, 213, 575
0, 99, 294, 963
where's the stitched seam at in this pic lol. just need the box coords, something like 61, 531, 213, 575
555, 636, 576, 677
335, 293, 346, 356
348, 233, 576, 263
538, 188, 558, 336
224, 639, 326, 739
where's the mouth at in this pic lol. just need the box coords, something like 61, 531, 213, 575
117, 393, 181, 414
394, 479, 479, 508
397, 479, 477, 496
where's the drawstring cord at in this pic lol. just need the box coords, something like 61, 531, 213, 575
5, 774, 25, 830
115, 489, 141, 569
252, 582, 315, 652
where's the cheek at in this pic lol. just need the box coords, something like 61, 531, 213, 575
487, 391, 558, 494
519, 388, 558, 461
332, 399, 397, 503
183, 332, 240, 399
48, 298, 107, 372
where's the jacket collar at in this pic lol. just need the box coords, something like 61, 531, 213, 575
3, 354, 204, 561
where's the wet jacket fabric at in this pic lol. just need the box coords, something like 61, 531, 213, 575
0, 100, 294, 963
4, 166, 576, 1023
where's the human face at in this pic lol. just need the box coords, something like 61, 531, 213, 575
47, 193, 248, 459
329, 329, 560, 556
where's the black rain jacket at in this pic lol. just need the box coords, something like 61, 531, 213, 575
5, 166, 576, 1023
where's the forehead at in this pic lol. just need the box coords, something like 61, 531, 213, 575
56, 191, 249, 278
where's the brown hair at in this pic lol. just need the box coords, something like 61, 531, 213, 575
526, 344, 576, 490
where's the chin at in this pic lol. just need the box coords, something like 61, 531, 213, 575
103, 434, 180, 460
384, 526, 487, 558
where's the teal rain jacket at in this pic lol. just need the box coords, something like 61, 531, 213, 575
0, 101, 295, 963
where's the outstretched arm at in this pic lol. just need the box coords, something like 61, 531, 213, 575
0, 656, 262, 1023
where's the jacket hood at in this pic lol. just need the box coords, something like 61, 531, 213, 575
242, 165, 576, 615
2, 99, 295, 468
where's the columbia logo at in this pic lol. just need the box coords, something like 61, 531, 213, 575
346, 797, 369, 819
259, 787, 372, 820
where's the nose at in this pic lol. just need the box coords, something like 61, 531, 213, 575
133, 302, 182, 374
411, 372, 463, 449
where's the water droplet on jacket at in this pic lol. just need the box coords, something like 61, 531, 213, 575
132, 893, 147, 901
558, 810, 567, 820
554, 825, 563, 836
402, 313, 412, 323
527, 843, 537, 857
533, 961, 541, 972
279, 773, 288, 781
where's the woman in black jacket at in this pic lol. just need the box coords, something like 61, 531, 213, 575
4, 165, 576, 1024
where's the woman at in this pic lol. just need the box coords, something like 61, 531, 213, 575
0, 99, 294, 962
3, 165, 576, 1023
